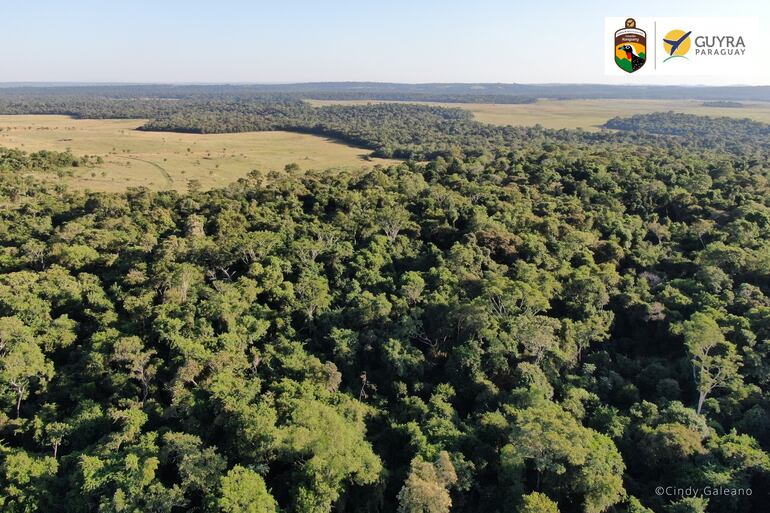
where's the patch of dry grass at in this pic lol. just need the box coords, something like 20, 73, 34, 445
0, 115, 398, 192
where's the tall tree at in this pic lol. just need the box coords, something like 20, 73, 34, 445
682, 313, 742, 414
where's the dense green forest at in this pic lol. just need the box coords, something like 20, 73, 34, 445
604, 113, 770, 153
1, 96, 770, 513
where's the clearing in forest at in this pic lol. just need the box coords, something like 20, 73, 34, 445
0, 115, 398, 192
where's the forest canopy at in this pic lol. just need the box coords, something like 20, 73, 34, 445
0, 94, 770, 513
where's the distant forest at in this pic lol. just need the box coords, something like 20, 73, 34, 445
2, 82, 770, 101
2, 87, 770, 160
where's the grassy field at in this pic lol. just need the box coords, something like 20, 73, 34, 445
307, 98, 770, 130
0, 115, 397, 192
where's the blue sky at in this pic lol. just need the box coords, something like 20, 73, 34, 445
1, 0, 768, 84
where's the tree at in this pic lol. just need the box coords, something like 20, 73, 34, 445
519, 492, 560, 513
161, 432, 226, 496
682, 313, 742, 414
397, 451, 458, 513
690, 219, 714, 249
214, 465, 277, 513
0, 323, 53, 417
293, 270, 331, 320
282, 392, 382, 513
515, 315, 561, 365
509, 401, 625, 513
110, 336, 159, 402
0, 449, 58, 513
33, 417, 71, 458
377, 203, 414, 241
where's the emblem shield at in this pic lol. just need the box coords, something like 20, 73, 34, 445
615, 18, 647, 73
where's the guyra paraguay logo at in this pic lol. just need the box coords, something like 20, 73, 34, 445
615, 18, 646, 73
663, 29, 692, 61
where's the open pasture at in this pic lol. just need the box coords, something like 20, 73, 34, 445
0, 115, 397, 192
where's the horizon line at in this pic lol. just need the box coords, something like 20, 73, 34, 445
0, 81, 767, 88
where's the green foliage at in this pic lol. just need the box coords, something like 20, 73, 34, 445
0, 103, 769, 513
215, 465, 277, 513
508, 401, 626, 512
397, 451, 458, 513
682, 313, 742, 414
0, 449, 58, 513
519, 492, 560, 513
0, 317, 54, 418
664, 497, 709, 513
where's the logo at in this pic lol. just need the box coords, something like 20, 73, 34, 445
605, 17, 757, 77
663, 29, 692, 61
615, 18, 646, 73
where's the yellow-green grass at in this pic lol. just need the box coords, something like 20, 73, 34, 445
306, 98, 770, 131
0, 115, 398, 192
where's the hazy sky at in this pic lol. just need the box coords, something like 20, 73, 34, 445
1, 0, 768, 85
